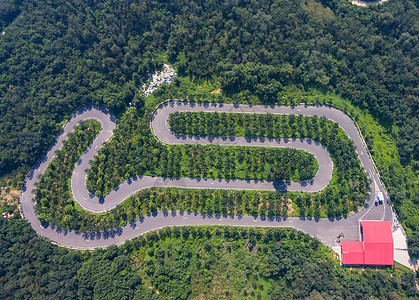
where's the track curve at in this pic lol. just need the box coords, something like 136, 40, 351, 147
20, 101, 393, 249
72, 102, 333, 213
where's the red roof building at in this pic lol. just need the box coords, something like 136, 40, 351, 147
341, 221, 393, 266
342, 241, 364, 265
362, 221, 394, 265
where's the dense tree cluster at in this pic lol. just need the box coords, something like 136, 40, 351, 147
77, 249, 146, 299
1, 218, 417, 299
0, 218, 158, 299
0, 0, 417, 175
0, 218, 83, 299
0, 0, 149, 176
0, 0, 23, 30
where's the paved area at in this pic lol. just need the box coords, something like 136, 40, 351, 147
20, 102, 409, 268
393, 228, 417, 270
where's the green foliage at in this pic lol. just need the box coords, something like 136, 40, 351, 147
0, 218, 159, 299
169, 111, 370, 217
77, 247, 144, 299
221, 63, 283, 101
329, 95, 418, 257
0, 0, 417, 178
0, 0, 149, 176
87, 110, 318, 193
408, 233, 419, 259
87, 109, 318, 196
0, 218, 83, 299
131, 226, 417, 299
34, 106, 369, 231
1, 216, 417, 299
0, 0, 23, 31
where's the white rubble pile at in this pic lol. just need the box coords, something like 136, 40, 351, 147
141, 64, 176, 97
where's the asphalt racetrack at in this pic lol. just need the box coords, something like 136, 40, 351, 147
20, 101, 394, 249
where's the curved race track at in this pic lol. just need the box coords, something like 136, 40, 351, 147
20, 101, 393, 249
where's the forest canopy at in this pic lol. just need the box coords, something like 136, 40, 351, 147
0, 0, 417, 177
1, 218, 418, 299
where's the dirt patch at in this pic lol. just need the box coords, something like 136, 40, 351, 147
286, 201, 295, 215
0, 185, 19, 219
0, 186, 19, 207
250, 244, 259, 255
304, 0, 335, 21
223, 241, 229, 252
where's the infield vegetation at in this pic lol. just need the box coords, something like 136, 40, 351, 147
35, 105, 369, 231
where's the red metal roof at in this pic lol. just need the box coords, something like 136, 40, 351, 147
341, 221, 394, 266
362, 221, 393, 265
362, 221, 393, 244
342, 241, 364, 265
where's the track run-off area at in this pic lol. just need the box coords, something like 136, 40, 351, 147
21, 100, 407, 264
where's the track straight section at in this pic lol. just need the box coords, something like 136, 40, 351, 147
20, 101, 393, 249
